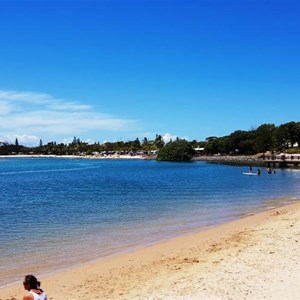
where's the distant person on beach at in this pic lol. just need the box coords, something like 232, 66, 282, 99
267, 167, 272, 174
257, 168, 261, 176
249, 166, 253, 172
23, 275, 48, 300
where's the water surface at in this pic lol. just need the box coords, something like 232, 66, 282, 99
0, 158, 299, 287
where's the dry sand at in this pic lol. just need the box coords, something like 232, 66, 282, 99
1, 202, 300, 300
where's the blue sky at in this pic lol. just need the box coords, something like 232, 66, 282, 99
0, 0, 299, 146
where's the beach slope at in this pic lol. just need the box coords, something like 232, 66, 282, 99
1, 202, 300, 300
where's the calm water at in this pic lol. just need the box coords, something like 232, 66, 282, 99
0, 158, 300, 287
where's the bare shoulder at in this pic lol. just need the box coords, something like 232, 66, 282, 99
23, 292, 34, 300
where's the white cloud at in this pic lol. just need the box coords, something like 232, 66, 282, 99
0, 90, 92, 111
0, 101, 14, 115
0, 134, 40, 147
162, 133, 177, 143
0, 90, 136, 145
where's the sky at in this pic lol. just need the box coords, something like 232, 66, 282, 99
0, 0, 299, 146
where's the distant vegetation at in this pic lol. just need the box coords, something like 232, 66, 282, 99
0, 121, 299, 156
0, 135, 165, 156
203, 121, 300, 155
157, 139, 196, 161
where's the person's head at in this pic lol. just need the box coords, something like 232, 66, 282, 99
23, 275, 41, 291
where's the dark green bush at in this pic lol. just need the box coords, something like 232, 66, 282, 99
156, 139, 196, 161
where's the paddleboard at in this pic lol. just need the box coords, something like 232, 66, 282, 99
242, 172, 258, 176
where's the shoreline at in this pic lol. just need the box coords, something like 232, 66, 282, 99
0, 154, 259, 160
0, 154, 147, 160
1, 201, 299, 300
0, 154, 265, 168
3, 154, 299, 170
0, 154, 268, 169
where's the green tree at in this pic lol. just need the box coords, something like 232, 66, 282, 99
130, 138, 141, 151
142, 137, 150, 151
154, 134, 164, 150
156, 139, 196, 161
226, 130, 256, 154
295, 122, 300, 147
205, 137, 221, 154
286, 121, 299, 147
275, 124, 288, 151
254, 123, 276, 153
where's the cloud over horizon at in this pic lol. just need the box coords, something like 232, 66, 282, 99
0, 90, 136, 146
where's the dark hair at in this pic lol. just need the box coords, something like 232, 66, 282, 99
23, 275, 41, 289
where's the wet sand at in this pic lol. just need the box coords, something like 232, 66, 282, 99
1, 202, 300, 300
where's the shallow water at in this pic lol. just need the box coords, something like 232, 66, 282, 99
0, 158, 299, 286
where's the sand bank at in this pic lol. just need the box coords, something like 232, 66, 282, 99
0, 154, 146, 160
1, 202, 300, 300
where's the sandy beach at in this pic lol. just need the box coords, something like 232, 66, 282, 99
1, 202, 299, 300
0, 154, 146, 160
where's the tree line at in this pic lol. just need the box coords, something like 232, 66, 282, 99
203, 121, 300, 155
0, 121, 299, 156
0, 135, 165, 156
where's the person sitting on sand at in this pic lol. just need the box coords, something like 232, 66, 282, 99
23, 275, 48, 300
